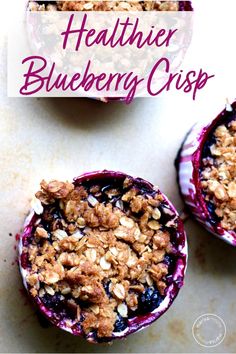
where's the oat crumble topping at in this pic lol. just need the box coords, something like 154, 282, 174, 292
201, 119, 236, 231
28, 1, 184, 12
24, 176, 180, 338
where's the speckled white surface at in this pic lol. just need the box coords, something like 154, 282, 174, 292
0, 0, 236, 353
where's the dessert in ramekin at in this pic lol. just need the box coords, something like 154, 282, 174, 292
19, 170, 187, 342
177, 102, 236, 246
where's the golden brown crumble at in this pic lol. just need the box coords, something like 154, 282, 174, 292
28, 1, 181, 12
201, 120, 236, 231
25, 177, 177, 338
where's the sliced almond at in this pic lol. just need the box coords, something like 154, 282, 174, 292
114, 228, 128, 238
38, 288, 45, 298
43, 270, 60, 284
133, 227, 141, 240
44, 285, 55, 295
83, 2, 94, 9
113, 283, 125, 300
117, 303, 128, 318
152, 208, 161, 220
138, 233, 147, 243
127, 255, 137, 267
72, 230, 83, 239
61, 287, 71, 295
87, 195, 99, 207
85, 249, 97, 263
89, 304, 100, 315
148, 220, 161, 230
110, 247, 118, 257
120, 216, 134, 229
100, 256, 111, 270
115, 200, 124, 210
53, 229, 68, 240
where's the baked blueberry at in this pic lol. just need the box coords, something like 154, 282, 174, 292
114, 314, 128, 332
138, 287, 162, 314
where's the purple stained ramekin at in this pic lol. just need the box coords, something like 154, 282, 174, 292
177, 102, 236, 246
18, 170, 187, 343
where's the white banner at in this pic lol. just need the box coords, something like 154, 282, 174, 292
8, 10, 215, 102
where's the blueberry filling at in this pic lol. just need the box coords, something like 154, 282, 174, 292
114, 314, 128, 332
42, 293, 63, 311
42, 293, 80, 320
159, 205, 175, 225
164, 255, 176, 272
205, 202, 221, 225
103, 281, 112, 298
202, 136, 217, 160
138, 287, 163, 314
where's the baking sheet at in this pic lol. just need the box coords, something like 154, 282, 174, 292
0, 0, 236, 352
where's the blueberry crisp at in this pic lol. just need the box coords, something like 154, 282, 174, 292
21, 174, 183, 340
201, 118, 236, 231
